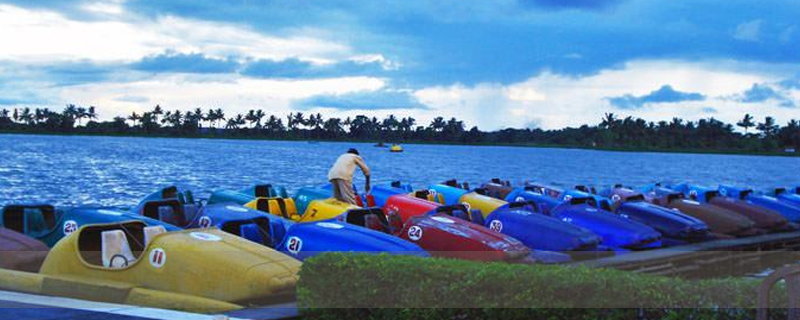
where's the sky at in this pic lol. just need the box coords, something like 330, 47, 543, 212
1, 0, 799, 130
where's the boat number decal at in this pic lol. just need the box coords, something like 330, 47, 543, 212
431, 216, 455, 224
149, 248, 166, 268
316, 222, 345, 229
489, 220, 503, 232
198, 216, 212, 228
407, 226, 423, 241
63, 220, 78, 235
190, 232, 221, 241
689, 190, 698, 198
461, 202, 472, 212
428, 189, 437, 197
719, 188, 727, 196
563, 195, 573, 202
611, 194, 621, 203
225, 205, 249, 212
287, 236, 303, 254
515, 196, 525, 203
97, 209, 123, 216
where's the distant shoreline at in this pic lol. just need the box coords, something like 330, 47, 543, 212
3, 130, 798, 158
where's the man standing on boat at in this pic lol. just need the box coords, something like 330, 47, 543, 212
328, 148, 371, 205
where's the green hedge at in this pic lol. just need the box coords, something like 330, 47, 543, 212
298, 253, 788, 320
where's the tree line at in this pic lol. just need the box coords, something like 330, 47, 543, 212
1, 104, 799, 153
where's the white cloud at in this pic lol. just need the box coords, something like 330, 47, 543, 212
412, 60, 796, 130
51, 74, 386, 118
7, 59, 799, 131
0, 4, 351, 63
733, 19, 763, 42
347, 54, 401, 70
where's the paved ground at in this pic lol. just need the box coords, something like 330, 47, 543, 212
0, 290, 298, 320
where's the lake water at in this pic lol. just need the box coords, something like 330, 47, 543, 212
1, 133, 799, 208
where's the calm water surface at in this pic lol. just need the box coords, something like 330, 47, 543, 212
1, 133, 799, 207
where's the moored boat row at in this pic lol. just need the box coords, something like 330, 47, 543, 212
1, 179, 799, 312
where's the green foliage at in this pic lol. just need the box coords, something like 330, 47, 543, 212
298, 253, 788, 320
1, 106, 799, 153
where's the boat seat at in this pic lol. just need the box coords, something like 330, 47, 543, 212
413, 190, 446, 205
255, 185, 276, 197
25, 210, 50, 237
435, 204, 483, 224
143, 225, 167, 247
157, 206, 184, 226
363, 214, 385, 232
387, 211, 404, 233
345, 209, 389, 233
257, 198, 301, 220
184, 190, 195, 204
161, 186, 178, 199
102, 230, 136, 269
144, 200, 185, 226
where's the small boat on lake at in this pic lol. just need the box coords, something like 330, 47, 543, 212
390, 144, 403, 152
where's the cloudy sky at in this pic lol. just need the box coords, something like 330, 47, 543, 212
1, 0, 799, 130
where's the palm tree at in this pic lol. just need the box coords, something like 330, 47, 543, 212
34, 108, 47, 124
63, 104, 78, 123
87, 106, 98, 122
193, 108, 205, 129
286, 112, 296, 130
736, 114, 755, 135
127, 112, 141, 127
140, 112, 158, 131
245, 110, 257, 128
757, 116, 778, 137
600, 113, 619, 129
225, 117, 239, 129
167, 110, 183, 128
429, 117, 445, 132
253, 109, 265, 128
293, 112, 306, 130
20, 108, 33, 125
76, 106, 87, 126
161, 111, 172, 126
265, 115, 284, 132
211, 108, 225, 128
383, 114, 399, 132
323, 117, 343, 137
151, 105, 164, 124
